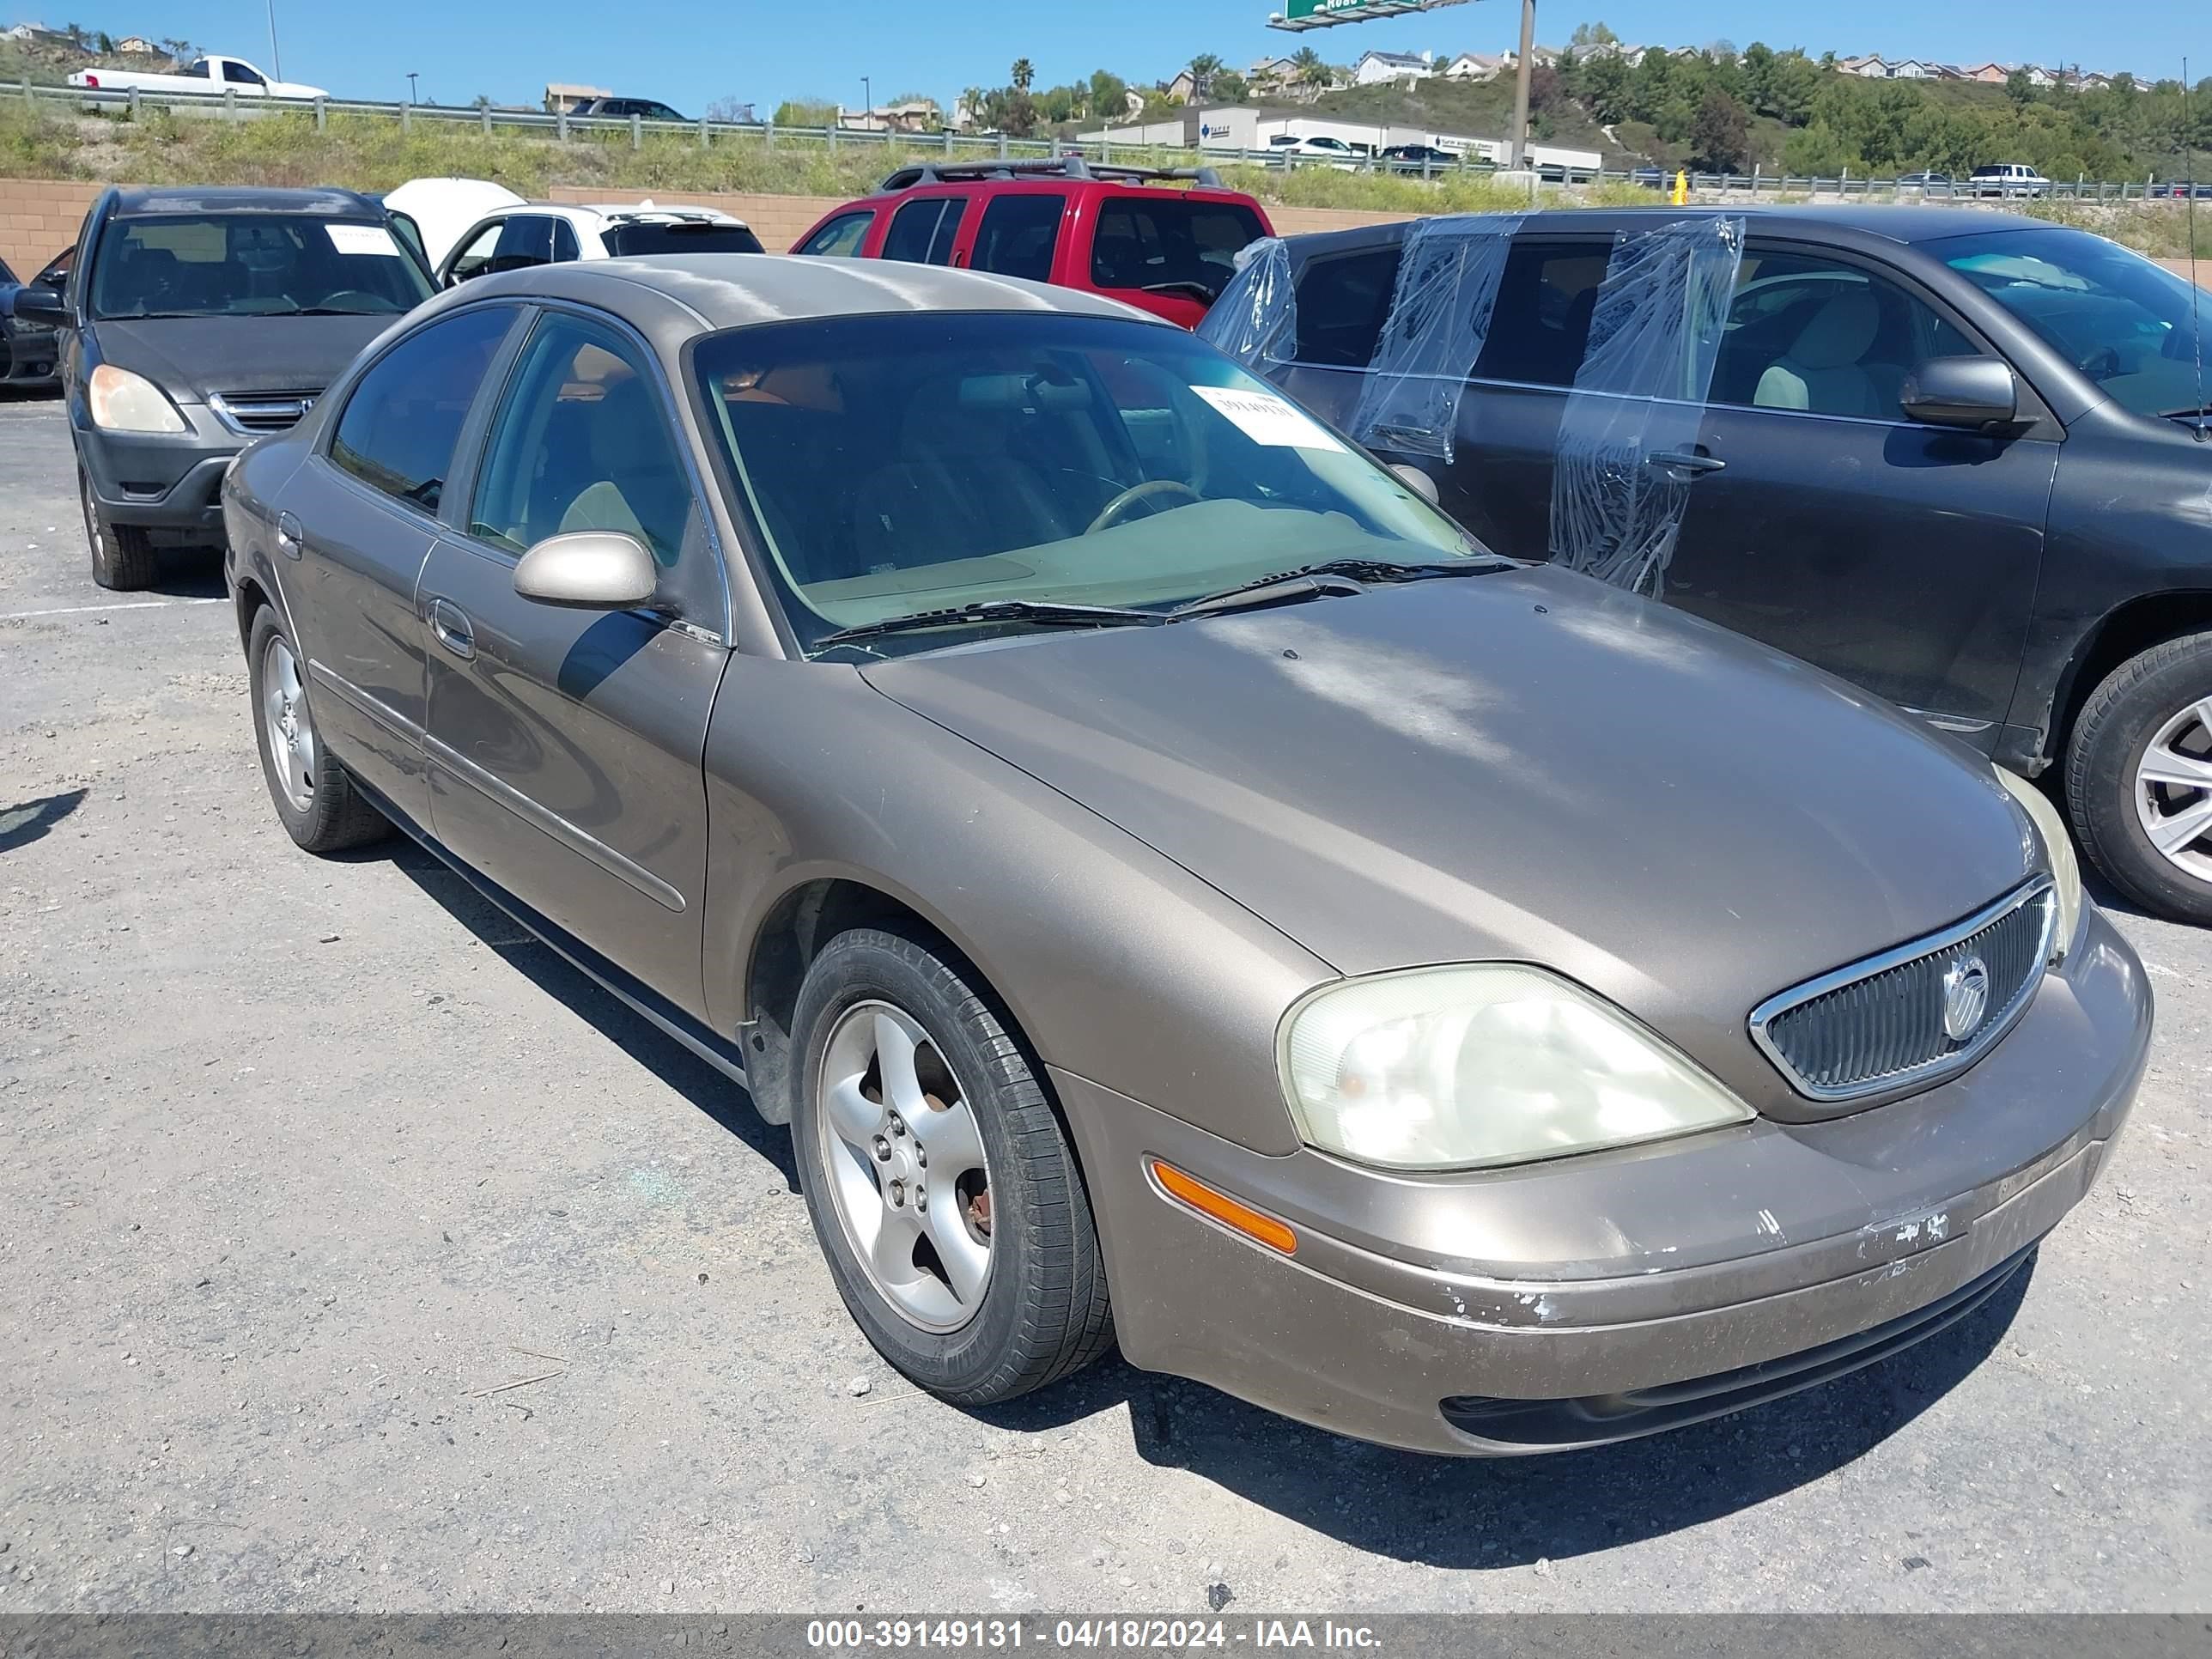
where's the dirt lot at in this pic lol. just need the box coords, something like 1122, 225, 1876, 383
1, 388, 2208, 1615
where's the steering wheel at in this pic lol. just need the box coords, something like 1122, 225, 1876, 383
1085, 479, 1201, 535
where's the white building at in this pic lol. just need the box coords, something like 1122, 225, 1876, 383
1352, 50, 1434, 87
1443, 52, 1505, 81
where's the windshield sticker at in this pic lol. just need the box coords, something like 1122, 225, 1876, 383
1192, 385, 1345, 451
326, 224, 402, 259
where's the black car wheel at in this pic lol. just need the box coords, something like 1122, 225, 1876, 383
80, 462, 159, 591
2066, 631, 2212, 924
789, 925, 1114, 1405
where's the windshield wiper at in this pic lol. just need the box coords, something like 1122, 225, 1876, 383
1170, 556, 1508, 620
815, 599, 1166, 649
2158, 403, 2212, 420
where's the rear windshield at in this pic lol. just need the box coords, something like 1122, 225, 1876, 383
604, 222, 765, 258
89, 214, 434, 320
1089, 196, 1267, 306
1931, 224, 2206, 420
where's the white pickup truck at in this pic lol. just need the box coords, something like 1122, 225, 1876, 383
69, 54, 331, 100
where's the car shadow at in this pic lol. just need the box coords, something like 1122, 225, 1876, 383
149, 557, 228, 599
977, 1252, 2033, 1567
0, 787, 88, 854
373, 836, 798, 1188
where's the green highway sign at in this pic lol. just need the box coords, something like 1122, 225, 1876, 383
1271, 0, 1470, 31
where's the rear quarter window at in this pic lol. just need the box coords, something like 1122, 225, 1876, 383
969, 194, 1066, 283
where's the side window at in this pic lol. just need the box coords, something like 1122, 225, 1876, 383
469, 314, 696, 575
925, 198, 967, 264
969, 194, 1065, 283
797, 211, 874, 258
1712, 250, 1985, 421
1471, 241, 1612, 388
882, 198, 951, 264
447, 220, 505, 282
1292, 246, 1404, 368
489, 216, 556, 274
222, 60, 264, 85
552, 219, 581, 262
330, 307, 516, 513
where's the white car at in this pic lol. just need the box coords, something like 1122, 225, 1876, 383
1970, 163, 2053, 198
380, 177, 528, 271
438, 199, 764, 285
69, 53, 329, 100
1265, 134, 1366, 169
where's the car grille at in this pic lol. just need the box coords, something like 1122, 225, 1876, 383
1749, 878, 2055, 1103
209, 392, 319, 435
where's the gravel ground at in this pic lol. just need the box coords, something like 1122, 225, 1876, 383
1, 388, 2207, 1615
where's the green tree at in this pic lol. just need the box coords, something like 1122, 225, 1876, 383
1188, 52, 1224, 99
1292, 45, 1327, 86
2006, 67, 2038, 106
774, 97, 839, 128
1782, 121, 1862, 176
1089, 69, 1127, 117
1690, 88, 1751, 171
1212, 70, 1248, 105
1569, 21, 1620, 48
1011, 58, 1035, 92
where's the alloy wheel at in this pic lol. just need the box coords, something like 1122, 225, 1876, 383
815, 1000, 995, 1334
2135, 696, 2212, 881
259, 634, 318, 814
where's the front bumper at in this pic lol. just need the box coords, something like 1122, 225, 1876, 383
1061, 908, 2151, 1455
76, 401, 240, 536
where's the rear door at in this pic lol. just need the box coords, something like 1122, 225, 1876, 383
1665, 241, 2057, 738
876, 191, 971, 265
285, 303, 522, 825
960, 191, 1067, 285
419, 306, 728, 1010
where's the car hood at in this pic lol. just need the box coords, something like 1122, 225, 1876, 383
862, 563, 2039, 1114
91, 313, 394, 398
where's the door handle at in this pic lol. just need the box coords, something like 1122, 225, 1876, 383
427, 596, 475, 660
1646, 448, 1727, 482
275, 511, 304, 559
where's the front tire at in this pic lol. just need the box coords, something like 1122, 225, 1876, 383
81, 463, 158, 591
2065, 630, 2212, 924
246, 606, 390, 854
790, 926, 1113, 1405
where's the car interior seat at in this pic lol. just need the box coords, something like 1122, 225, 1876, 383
558, 376, 690, 563
1753, 289, 1896, 419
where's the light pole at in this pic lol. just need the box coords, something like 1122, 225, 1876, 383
1509, 0, 1535, 170
407, 72, 419, 105
863, 75, 872, 121
265, 0, 283, 79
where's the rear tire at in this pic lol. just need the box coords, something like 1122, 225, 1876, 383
789, 926, 1113, 1406
246, 606, 391, 854
2064, 630, 2212, 924
81, 463, 158, 591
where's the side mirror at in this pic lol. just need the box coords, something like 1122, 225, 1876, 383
13, 285, 70, 328
1389, 462, 1440, 505
1901, 356, 2019, 431
512, 532, 658, 610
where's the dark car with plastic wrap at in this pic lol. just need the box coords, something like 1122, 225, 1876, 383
1205, 207, 2212, 926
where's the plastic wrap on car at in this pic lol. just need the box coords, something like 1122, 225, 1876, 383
1345, 213, 1523, 462
1197, 237, 1297, 372
1549, 216, 1744, 596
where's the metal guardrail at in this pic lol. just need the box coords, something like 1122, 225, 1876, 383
12, 77, 2203, 203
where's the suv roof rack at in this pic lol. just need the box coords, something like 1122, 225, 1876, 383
878, 155, 1226, 191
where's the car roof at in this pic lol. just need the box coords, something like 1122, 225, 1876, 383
451, 252, 1167, 330
108, 185, 385, 220
1279, 204, 2053, 260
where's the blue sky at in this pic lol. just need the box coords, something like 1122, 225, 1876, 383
12, 0, 2202, 113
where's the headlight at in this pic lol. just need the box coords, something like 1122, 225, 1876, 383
88, 363, 188, 434
1279, 964, 1753, 1172
1994, 766, 2084, 960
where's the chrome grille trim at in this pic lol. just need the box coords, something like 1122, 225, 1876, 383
1748, 878, 2056, 1103
209, 392, 319, 435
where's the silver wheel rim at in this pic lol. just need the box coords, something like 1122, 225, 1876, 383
260, 635, 318, 813
815, 1000, 995, 1334
2136, 696, 2212, 881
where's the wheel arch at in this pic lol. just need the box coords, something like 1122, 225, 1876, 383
2052, 591, 2212, 765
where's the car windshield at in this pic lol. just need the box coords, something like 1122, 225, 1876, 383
695, 311, 1486, 655
605, 222, 765, 257
88, 214, 435, 320
1931, 225, 2206, 419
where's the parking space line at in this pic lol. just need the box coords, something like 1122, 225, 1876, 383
1, 598, 225, 621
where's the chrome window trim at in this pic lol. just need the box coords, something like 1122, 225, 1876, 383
1747, 876, 2057, 1103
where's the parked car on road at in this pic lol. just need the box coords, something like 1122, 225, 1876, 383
1971, 163, 2053, 198
1380, 143, 1459, 172
438, 198, 763, 285
572, 96, 690, 124
790, 157, 1272, 327
220, 252, 2145, 1455
1218, 206, 2212, 922
1898, 171, 1955, 193
68, 52, 329, 100
14, 185, 435, 590
0, 252, 64, 388
1266, 133, 1364, 169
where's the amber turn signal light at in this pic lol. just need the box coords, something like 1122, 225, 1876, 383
1149, 1160, 1297, 1255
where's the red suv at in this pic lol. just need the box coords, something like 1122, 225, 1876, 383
789, 158, 1273, 328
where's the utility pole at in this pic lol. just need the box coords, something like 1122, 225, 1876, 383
265, 0, 282, 80
1509, 0, 1536, 169
863, 75, 872, 120
407, 72, 419, 106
